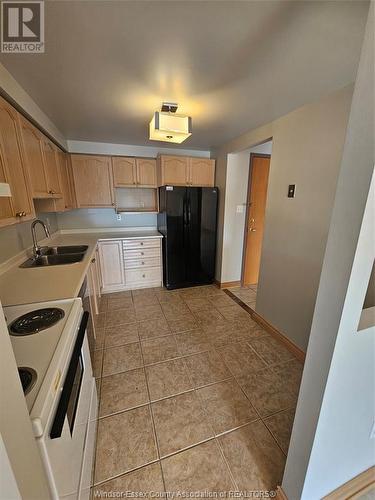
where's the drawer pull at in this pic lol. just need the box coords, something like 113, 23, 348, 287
142, 261, 145, 265
142, 274, 145, 278
141, 252, 144, 255
140, 242, 144, 246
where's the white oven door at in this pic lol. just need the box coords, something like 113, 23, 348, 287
40, 312, 93, 499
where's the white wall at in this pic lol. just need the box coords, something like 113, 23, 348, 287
57, 208, 157, 231
67, 140, 210, 158
283, 6, 374, 497
0, 213, 58, 265
213, 85, 352, 351
221, 141, 272, 282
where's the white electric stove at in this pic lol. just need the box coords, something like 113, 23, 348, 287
4, 298, 98, 500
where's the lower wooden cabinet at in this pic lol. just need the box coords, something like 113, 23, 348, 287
98, 240, 125, 292
97, 237, 162, 293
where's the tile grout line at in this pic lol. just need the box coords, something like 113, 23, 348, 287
139, 332, 168, 495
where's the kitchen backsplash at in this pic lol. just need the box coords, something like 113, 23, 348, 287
57, 208, 157, 230
0, 213, 58, 264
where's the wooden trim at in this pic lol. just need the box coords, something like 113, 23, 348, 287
224, 288, 305, 363
214, 279, 241, 289
251, 309, 305, 362
241, 152, 271, 286
323, 466, 375, 499
276, 486, 288, 499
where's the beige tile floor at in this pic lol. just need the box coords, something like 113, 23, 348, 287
92, 285, 303, 498
230, 284, 258, 309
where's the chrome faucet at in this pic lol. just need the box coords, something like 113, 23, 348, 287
31, 219, 50, 256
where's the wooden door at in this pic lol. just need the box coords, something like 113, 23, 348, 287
243, 155, 271, 285
41, 138, 62, 197
189, 158, 215, 186
98, 240, 125, 291
57, 150, 73, 209
19, 118, 49, 198
71, 155, 114, 207
0, 98, 34, 226
136, 158, 157, 187
112, 157, 137, 187
158, 155, 189, 186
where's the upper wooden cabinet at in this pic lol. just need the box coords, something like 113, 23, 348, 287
20, 117, 62, 199
136, 158, 157, 187
41, 138, 62, 197
112, 157, 157, 188
71, 154, 114, 208
157, 155, 215, 187
157, 155, 189, 186
0, 96, 34, 227
189, 158, 215, 187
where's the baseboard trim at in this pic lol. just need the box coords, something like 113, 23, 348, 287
251, 310, 306, 363
276, 486, 288, 499
215, 279, 241, 289
224, 288, 305, 363
323, 466, 375, 499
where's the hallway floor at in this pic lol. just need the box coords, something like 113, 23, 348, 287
230, 284, 258, 309
92, 285, 303, 497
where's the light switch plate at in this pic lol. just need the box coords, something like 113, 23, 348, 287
116, 214, 122, 221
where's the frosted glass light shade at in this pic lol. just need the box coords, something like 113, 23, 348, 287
149, 111, 192, 144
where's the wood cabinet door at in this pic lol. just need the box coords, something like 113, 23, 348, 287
98, 241, 125, 291
189, 158, 215, 186
57, 150, 73, 209
136, 158, 157, 187
71, 155, 114, 207
159, 155, 189, 186
41, 138, 62, 197
0, 98, 34, 225
112, 157, 137, 187
19, 116, 49, 197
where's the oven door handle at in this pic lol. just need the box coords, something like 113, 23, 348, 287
50, 311, 89, 439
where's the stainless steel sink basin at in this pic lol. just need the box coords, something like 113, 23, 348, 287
20, 253, 85, 268
41, 245, 88, 255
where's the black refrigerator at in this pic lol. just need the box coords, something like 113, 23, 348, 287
158, 186, 218, 290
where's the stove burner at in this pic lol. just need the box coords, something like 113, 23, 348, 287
18, 367, 37, 395
10, 308, 65, 336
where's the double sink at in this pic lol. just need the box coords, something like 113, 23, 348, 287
20, 245, 89, 268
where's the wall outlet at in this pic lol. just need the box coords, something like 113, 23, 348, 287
236, 205, 244, 214
116, 214, 122, 221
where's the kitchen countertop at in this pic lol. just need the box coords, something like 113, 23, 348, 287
0, 230, 163, 306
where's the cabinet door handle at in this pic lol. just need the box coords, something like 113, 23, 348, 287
140, 242, 144, 246
142, 261, 145, 265
91, 258, 96, 263
142, 274, 145, 278
141, 252, 144, 255
15, 211, 23, 217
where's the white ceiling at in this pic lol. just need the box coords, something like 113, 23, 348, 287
0, 0, 369, 150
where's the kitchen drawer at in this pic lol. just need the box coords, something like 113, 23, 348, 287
122, 238, 160, 250
124, 257, 160, 269
123, 247, 160, 260
126, 267, 161, 284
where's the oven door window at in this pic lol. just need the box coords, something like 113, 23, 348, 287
66, 354, 83, 434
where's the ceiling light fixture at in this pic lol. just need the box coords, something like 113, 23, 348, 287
149, 102, 192, 144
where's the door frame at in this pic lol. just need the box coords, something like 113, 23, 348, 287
241, 153, 271, 286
